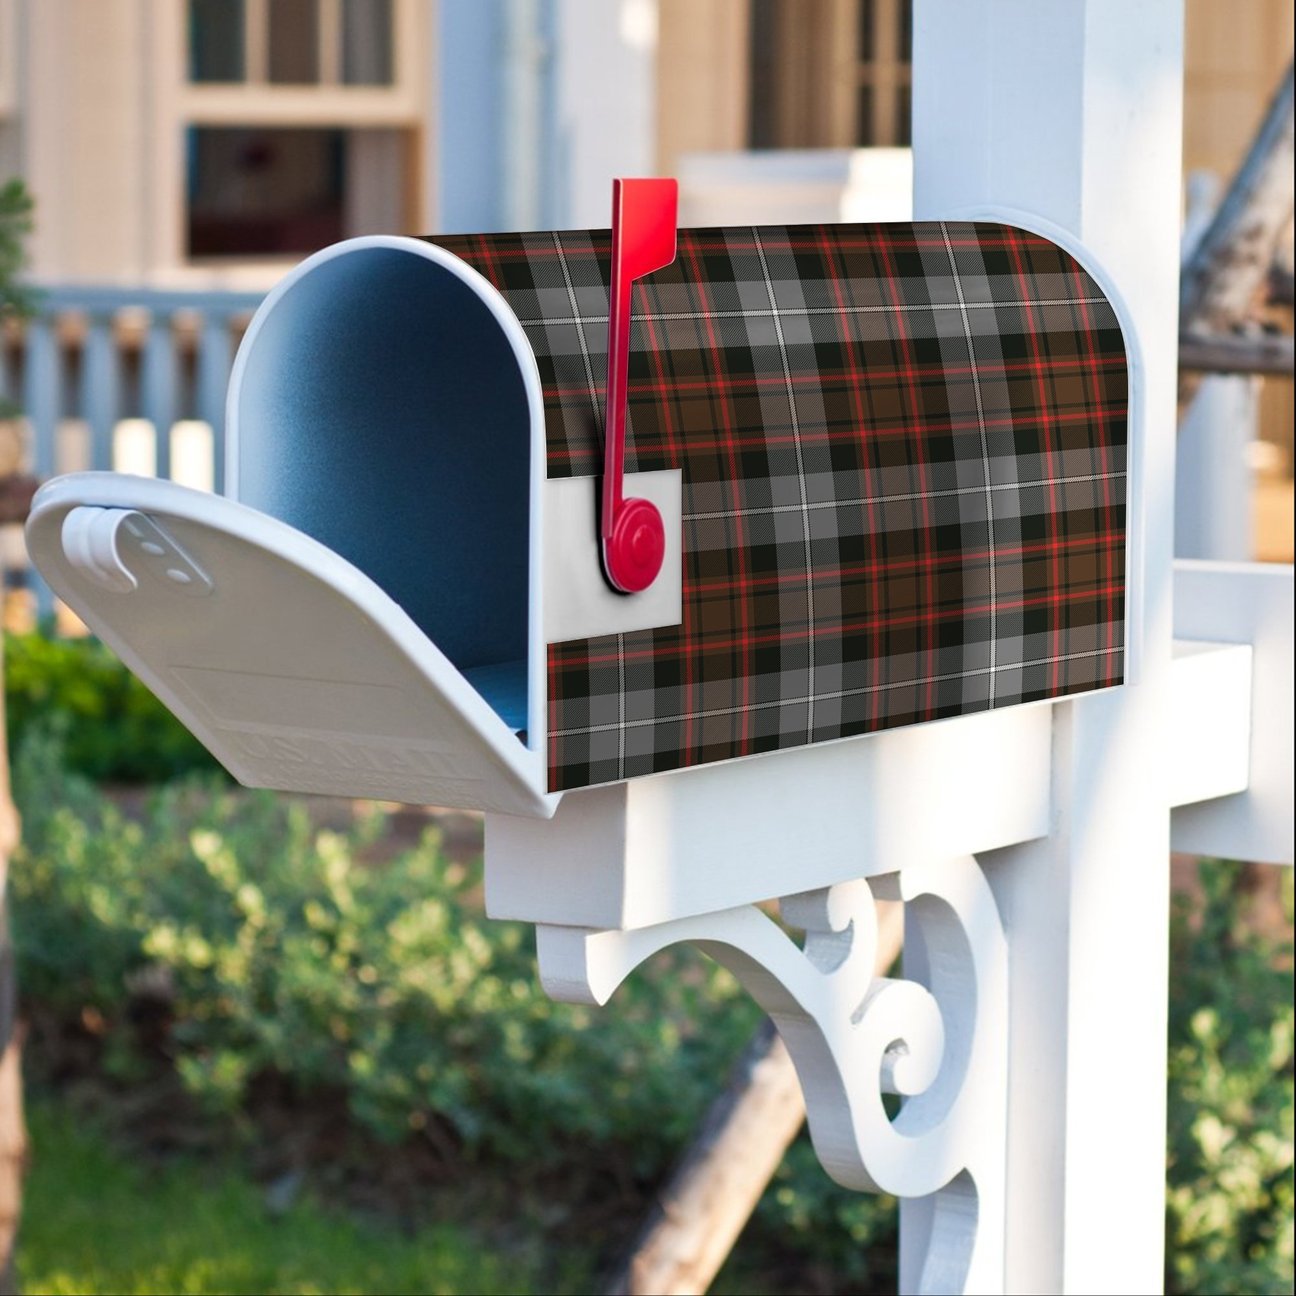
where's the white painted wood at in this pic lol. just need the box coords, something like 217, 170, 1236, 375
912, 3, 1184, 1292
485, 702, 1051, 930
551, 0, 657, 228
1167, 641, 1252, 809
1175, 377, 1259, 561
543, 471, 682, 642
537, 858, 1007, 1294
676, 148, 913, 227
1172, 561, 1295, 864
26, 474, 555, 818
502, 0, 547, 232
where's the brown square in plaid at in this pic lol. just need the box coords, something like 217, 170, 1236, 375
429, 223, 1128, 793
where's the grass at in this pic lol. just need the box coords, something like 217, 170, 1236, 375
18, 1101, 551, 1296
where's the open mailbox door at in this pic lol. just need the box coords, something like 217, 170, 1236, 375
26, 473, 555, 817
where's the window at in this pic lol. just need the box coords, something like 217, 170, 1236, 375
165, 0, 423, 266
186, 125, 412, 259
190, 0, 247, 82
269, 0, 320, 85
748, 0, 912, 149
855, 0, 911, 145
342, 0, 394, 85
187, 127, 344, 256
187, 0, 395, 87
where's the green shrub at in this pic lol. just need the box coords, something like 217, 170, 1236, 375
4, 631, 222, 783
727, 1138, 898, 1294
1166, 861, 1294, 1295
9, 726, 1293, 1293
11, 726, 758, 1171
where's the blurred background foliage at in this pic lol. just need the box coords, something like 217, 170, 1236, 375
4, 631, 220, 784
4, 629, 1293, 1294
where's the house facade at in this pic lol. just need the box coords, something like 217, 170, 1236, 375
0, 0, 430, 288
0, 0, 1288, 287
0, 0, 1289, 569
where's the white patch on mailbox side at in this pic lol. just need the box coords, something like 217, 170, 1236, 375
542, 470, 683, 642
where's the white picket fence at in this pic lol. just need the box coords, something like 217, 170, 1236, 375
0, 285, 264, 615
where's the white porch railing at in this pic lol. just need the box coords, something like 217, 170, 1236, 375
1, 284, 264, 617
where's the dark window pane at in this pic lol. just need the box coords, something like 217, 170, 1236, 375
858, 0, 874, 62
187, 127, 345, 257
269, 0, 320, 84
856, 83, 874, 144
895, 84, 911, 145
748, 0, 779, 148
189, 0, 245, 82
898, 0, 913, 62
342, 0, 394, 85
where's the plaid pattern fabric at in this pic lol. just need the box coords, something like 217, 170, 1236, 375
429, 223, 1128, 794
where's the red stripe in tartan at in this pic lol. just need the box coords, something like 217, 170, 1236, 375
571, 586, 1122, 668
874, 232, 941, 721
691, 531, 1122, 595
1067, 253, 1121, 665
540, 354, 1126, 403
820, 224, 886, 730
427, 222, 1129, 792
679, 234, 753, 752
1003, 225, 1065, 697
637, 268, 696, 765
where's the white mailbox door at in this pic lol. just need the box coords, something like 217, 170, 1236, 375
26, 473, 555, 819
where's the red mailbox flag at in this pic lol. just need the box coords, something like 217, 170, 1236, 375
602, 178, 678, 593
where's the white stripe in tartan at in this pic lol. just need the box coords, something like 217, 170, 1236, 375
519, 295, 1112, 327
550, 230, 631, 780
754, 227, 816, 742
551, 645, 1122, 738
684, 471, 1127, 520
941, 224, 998, 704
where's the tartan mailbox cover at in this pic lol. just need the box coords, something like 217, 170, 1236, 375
26, 215, 1129, 816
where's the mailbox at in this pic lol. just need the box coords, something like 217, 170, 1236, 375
26, 185, 1130, 817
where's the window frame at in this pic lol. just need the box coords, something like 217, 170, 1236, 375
0, 0, 16, 118
151, 0, 426, 278
182, 0, 421, 123
748, 0, 913, 149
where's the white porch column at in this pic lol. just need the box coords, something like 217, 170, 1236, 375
911, 4, 1184, 1293
1175, 376, 1259, 561
552, 0, 657, 227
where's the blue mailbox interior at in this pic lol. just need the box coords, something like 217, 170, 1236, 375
233, 245, 532, 733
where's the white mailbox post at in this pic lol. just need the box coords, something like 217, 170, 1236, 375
913, 6, 1291, 1291
22, 3, 1294, 1294
503, 4, 1293, 1292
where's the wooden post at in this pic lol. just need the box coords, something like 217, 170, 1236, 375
1179, 63, 1294, 336
912, 2, 1184, 1291
607, 903, 905, 1296
1175, 374, 1260, 562
608, 1020, 806, 1296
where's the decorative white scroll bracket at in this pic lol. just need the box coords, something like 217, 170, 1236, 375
536, 856, 1008, 1296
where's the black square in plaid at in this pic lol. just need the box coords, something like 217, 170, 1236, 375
430, 222, 1128, 794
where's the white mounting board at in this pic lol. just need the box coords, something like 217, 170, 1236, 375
485, 700, 1053, 929
542, 471, 683, 642
1172, 560, 1294, 865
